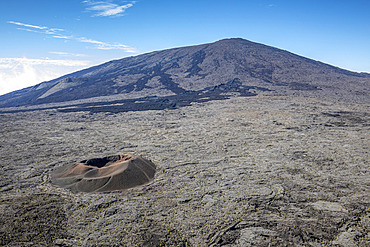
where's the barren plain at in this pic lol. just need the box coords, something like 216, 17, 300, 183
0, 94, 369, 246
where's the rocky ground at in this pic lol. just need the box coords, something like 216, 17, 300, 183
0, 95, 369, 246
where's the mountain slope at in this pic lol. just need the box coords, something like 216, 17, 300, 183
1, 38, 369, 108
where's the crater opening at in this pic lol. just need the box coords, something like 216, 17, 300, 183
81, 155, 132, 168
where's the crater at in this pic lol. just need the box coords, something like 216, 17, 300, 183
51, 154, 156, 193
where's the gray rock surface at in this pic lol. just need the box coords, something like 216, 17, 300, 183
0, 95, 369, 246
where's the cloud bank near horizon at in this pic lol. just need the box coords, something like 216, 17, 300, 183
0, 58, 90, 96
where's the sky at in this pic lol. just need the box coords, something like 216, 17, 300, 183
1, 0, 369, 96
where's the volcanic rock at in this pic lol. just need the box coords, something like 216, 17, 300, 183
0, 38, 369, 246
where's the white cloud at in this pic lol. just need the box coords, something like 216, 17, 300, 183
8, 21, 137, 52
0, 58, 88, 66
0, 58, 90, 96
8, 21, 64, 35
15, 27, 44, 34
49, 51, 87, 57
83, 1, 135, 17
52, 35, 73, 39
78, 37, 105, 45
78, 37, 138, 52
7, 21, 48, 30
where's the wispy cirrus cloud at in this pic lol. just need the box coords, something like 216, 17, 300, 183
7, 21, 64, 34
78, 37, 137, 52
7, 21, 47, 30
52, 35, 73, 40
83, 0, 135, 17
7, 20, 137, 52
49, 51, 87, 57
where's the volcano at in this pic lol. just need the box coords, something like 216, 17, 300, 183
1, 38, 369, 111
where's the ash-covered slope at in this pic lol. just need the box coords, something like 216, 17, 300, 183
1, 38, 369, 108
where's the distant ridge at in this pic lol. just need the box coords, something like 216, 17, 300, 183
1, 38, 369, 110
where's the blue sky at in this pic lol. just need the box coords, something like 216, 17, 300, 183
1, 0, 369, 95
